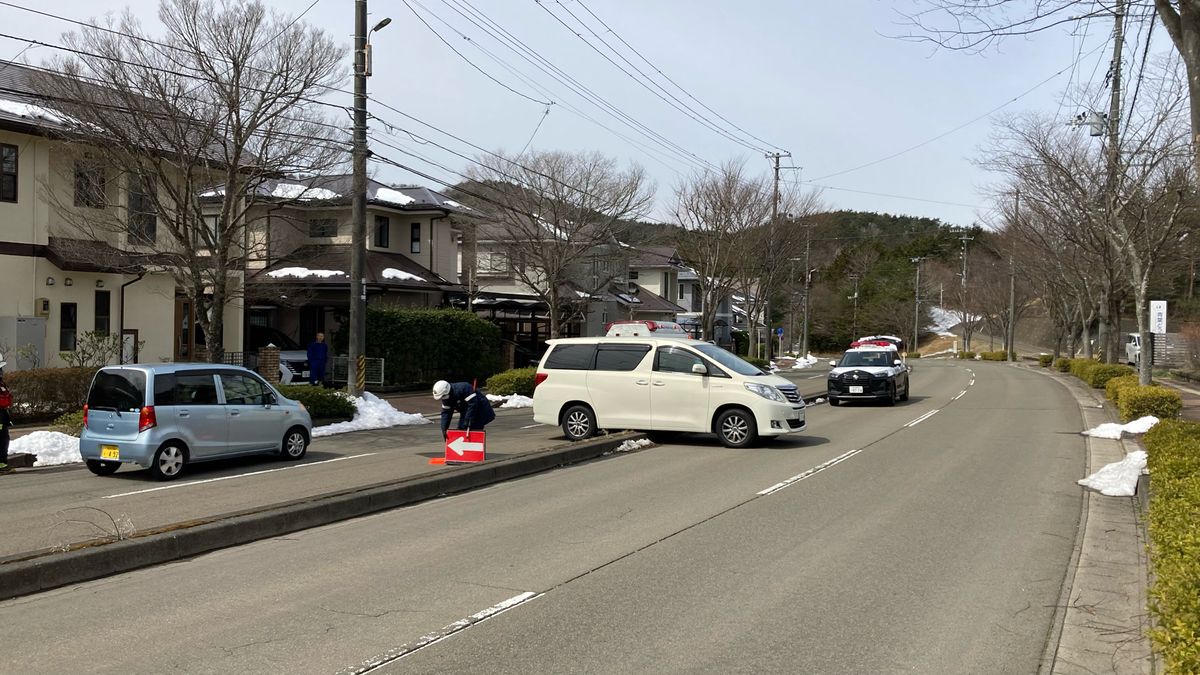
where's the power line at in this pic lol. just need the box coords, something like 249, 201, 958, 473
786, 180, 980, 209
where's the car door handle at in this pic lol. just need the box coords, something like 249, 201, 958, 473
653, 381, 666, 386
229, 410, 240, 416
178, 410, 190, 418
635, 379, 650, 385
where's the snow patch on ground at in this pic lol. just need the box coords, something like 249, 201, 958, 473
486, 394, 534, 409
925, 306, 979, 336
1078, 450, 1147, 496
10, 431, 81, 467
614, 438, 654, 452
1082, 416, 1159, 439
791, 354, 820, 369
312, 392, 429, 437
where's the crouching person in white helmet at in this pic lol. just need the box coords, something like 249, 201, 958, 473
432, 379, 496, 440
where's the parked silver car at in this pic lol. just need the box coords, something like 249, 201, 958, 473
79, 364, 313, 480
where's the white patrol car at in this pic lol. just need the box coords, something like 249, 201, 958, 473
826, 344, 911, 406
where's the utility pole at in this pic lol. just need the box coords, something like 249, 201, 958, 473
1102, 0, 1125, 364
849, 274, 860, 339
764, 150, 790, 361
802, 226, 812, 356
348, 0, 368, 396
1007, 190, 1019, 362
958, 231, 973, 352
911, 257, 924, 355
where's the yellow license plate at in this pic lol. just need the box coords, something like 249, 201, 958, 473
100, 445, 119, 460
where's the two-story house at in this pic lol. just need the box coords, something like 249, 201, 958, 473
0, 61, 242, 369
225, 176, 465, 350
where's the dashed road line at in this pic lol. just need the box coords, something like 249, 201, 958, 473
757, 447, 865, 496
904, 410, 940, 428
952, 390, 966, 401
341, 592, 541, 674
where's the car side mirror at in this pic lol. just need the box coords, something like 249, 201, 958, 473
266, 392, 278, 406
691, 363, 707, 375
828, 360, 837, 368
894, 360, 903, 366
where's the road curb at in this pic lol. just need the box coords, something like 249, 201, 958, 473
0, 431, 644, 602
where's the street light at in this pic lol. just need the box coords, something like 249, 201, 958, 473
349, 5, 391, 396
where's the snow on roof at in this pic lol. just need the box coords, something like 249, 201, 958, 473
271, 183, 340, 200
382, 267, 425, 282
0, 98, 70, 125
375, 187, 415, 206
266, 267, 346, 279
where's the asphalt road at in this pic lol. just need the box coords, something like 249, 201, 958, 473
0, 360, 1085, 673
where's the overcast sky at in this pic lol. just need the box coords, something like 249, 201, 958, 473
2, 1, 1138, 227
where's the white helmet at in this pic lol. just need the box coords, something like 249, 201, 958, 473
432, 380, 451, 400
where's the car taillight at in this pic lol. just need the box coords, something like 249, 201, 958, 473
83, 404, 89, 427
534, 372, 548, 388
138, 406, 157, 433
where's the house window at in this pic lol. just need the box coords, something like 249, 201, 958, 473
679, 283, 685, 300
410, 222, 421, 253
0, 143, 17, 202
309, 218, 337, 238
60, 302, 78, 352
95, 291, 111, 334
374, 215, 390, 248
629, 270, 639, 280
74, 159, 106, 208
127, 174, 157, 243
197, 215, 221, 248
478, 251, 509, 274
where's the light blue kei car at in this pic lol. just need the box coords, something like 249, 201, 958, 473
79, 364, 313, 480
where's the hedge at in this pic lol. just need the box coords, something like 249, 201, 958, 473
1069, 358, 1099, 379
957, 350, 976, 360
275, 384, 355, 421
979, 350, 1008, 361
1038, 354, 1054, 368
1105, 374, 1140, 404
1118, 385, 1182, 423
3, 367, 98, 422
344, 308, 503, 387
1054, 357, 1071, 372
1084, 364, 1136, 389
485, 367, 537, 397
1143, 419, 1200, 673
51, 409, 85, 436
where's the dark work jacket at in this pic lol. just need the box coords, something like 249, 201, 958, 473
440, 381, 496, 437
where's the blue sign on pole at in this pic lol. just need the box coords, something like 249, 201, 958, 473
774, 327, 784, 336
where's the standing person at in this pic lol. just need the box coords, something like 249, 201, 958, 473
0, 356, 11, 474
307, 332, 328, 387
432, 379, 496, 440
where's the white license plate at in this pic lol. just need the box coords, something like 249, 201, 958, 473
849, 386, 864, 394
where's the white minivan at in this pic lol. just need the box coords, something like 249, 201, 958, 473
532, 337, 806, 447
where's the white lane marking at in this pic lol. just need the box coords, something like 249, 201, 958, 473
970, 379, 975, 386
904, 410, 940, 428
520, 423, 542, 429
952, 390, 966, 401
102, 453, 377, 499
343, 592, 541, 674
757, 447, 864, 496
806, 374, 825, 379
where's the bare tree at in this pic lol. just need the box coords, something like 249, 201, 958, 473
35, 0, 345, 362
466, 150, 653, 338
672, 161, 772, 342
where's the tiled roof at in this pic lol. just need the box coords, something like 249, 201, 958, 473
249, 244, 456, 290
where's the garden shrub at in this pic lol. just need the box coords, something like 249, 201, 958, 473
1084, 364, 1136, 389
979, 350, 1008, 361
1038, 354, 1054, 368
4, 367, 98, 422
1118, 385, 1182, 423
1142, 419, 1200, 673
1105, 374, 1140, 403
956, 350, 976, 360
485, 367, 537, 397
1054, 357, 1071, 372
51, 409, 85, 436
276, 384, 355, 421
346, 308, 503, 387
1069, 358, 1099, 380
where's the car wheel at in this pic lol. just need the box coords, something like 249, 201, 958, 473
885, 383, 897, 406
149, 443, 187, 481
561, 404, 596, 441
280, 427, 309, 461
85, 459, 121, 476
899, 380, 910, 402
715, 408, 758, 448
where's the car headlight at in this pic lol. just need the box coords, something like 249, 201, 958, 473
745, 382, 786, 402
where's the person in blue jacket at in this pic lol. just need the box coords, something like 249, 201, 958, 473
307, 332, 328, 386
432, 379, 496, 439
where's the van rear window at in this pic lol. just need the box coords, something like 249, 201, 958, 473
544, 344, 596, 370
87, 370, 146, 411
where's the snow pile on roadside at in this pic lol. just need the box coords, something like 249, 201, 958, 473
10, 431, 82, 466
1082, 416, 1159, 439
486, 394, 534, 409
1078, 450, 1147, 496
615, 438, 654, 452
926, 306, 979, 336
312, 392, 429, 437
791, 354, 820, 369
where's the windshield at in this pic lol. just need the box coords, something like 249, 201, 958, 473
838, 351, 897, 368
692, 343, 763, 376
